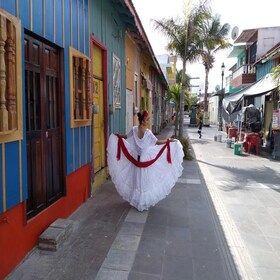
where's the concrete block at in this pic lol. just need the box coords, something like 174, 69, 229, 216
38, 219, 73, 251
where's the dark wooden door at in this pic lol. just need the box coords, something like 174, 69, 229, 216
25, 33, 64, 219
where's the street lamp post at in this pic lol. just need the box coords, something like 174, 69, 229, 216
218, 62, 225, 131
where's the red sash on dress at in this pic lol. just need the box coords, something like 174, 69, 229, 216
116, 136, 172, 167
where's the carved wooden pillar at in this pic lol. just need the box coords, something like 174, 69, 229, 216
6, 20, 17, 131
0, 15, 8, 132
73, 57, 80, 119
86, 60, 92, 119
81, 58, 86, 119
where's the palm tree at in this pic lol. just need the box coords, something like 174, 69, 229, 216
198, 14, 231, 112
176, 69, 192, 110
165, 83, 189, 136
176, 69, 191, 86
153, 0, 211, 137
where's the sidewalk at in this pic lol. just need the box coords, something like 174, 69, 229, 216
188, 123, 280, 280
7, 124, 240, 280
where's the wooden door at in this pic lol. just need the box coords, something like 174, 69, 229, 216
93, 78, 105, 172
25, 33, 64, 219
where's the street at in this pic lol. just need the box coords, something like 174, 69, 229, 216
6, 121, 280, 280
187, 119, 280, 280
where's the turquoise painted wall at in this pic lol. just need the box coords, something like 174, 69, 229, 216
90, 0, 127, 135
256, 60, 274, 80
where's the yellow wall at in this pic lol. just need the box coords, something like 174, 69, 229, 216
140, 53, 153, 111
125, 34, 135, 91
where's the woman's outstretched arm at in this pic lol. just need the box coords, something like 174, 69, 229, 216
114, 133, 127, 139
156, 138, 177, 145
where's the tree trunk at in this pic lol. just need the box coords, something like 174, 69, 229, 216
179, 59, 187, 137
174, 111, 179, 136
203, 68, 209, 112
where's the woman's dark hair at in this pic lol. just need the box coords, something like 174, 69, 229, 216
137, 110, 148, 124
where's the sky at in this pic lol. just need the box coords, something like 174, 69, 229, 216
132, 0, 280, 93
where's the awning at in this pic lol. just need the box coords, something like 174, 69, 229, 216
223, 73, 277, 116
228, 43, 247, 58
242, 73, 276, 97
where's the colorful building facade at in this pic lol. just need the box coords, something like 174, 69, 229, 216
0, 0, 168, 278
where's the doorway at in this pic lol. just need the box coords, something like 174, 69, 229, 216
24, 33, 65, 219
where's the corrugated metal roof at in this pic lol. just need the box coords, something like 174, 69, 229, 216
234, 29, 257, 43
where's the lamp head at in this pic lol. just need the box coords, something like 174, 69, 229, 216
221, 62, 225, 74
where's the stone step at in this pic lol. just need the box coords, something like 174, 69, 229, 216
38, 218, 73, 251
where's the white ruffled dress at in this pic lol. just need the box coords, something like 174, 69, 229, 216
107, 126, 184, 211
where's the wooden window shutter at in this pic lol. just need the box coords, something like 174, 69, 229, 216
69, 47, 92, 128
0, 10, 23, 143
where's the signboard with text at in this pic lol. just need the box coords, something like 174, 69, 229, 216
272, 109, 280, 130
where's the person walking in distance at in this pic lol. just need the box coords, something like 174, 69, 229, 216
107, 110, 184, 211
196, 109, 203, 138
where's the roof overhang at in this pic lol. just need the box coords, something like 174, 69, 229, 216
261, 47, 280, 63
227, 43, 247, 58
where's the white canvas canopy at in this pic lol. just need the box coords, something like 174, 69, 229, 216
223, 73, 277, 118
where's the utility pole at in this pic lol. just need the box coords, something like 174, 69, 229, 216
218, 62, 225, 131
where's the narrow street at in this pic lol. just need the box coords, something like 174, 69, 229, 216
187, 119, 280, 280
6, 120, 280, 280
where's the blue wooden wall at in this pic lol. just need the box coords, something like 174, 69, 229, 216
0, 0, 90, 214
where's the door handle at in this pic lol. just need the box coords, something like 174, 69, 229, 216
45, 131, 48, 138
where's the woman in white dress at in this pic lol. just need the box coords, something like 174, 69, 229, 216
107, 110, 184, 211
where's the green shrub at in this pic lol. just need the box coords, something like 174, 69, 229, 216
171, 135, 193, 160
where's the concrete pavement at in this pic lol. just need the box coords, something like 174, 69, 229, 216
6, 122, 280, 279
188, 123, 280, 280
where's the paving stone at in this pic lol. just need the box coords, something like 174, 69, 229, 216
111, 234, 141, 251
266, 236, 280, 253
118, 222, 144, 236
125, 208, 148, 224
192, 241, 221, 261
250, 249, 280, 269
142, 223, 167, 239
95, 268, 129, 280
193, 259, 228, 280
165, 239, 192, 257
102, 249, 136, 271
128, 271, 160, 280
165, 226, 191, 241
131, 252, 163, 276
137, 235, 165, 254
146, 210, 168, 226
241, 233, 274, 252
162, 255, 193, 280
256, 267, 280, 280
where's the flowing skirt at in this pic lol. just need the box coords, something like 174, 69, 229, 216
107, 134, 184, 211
